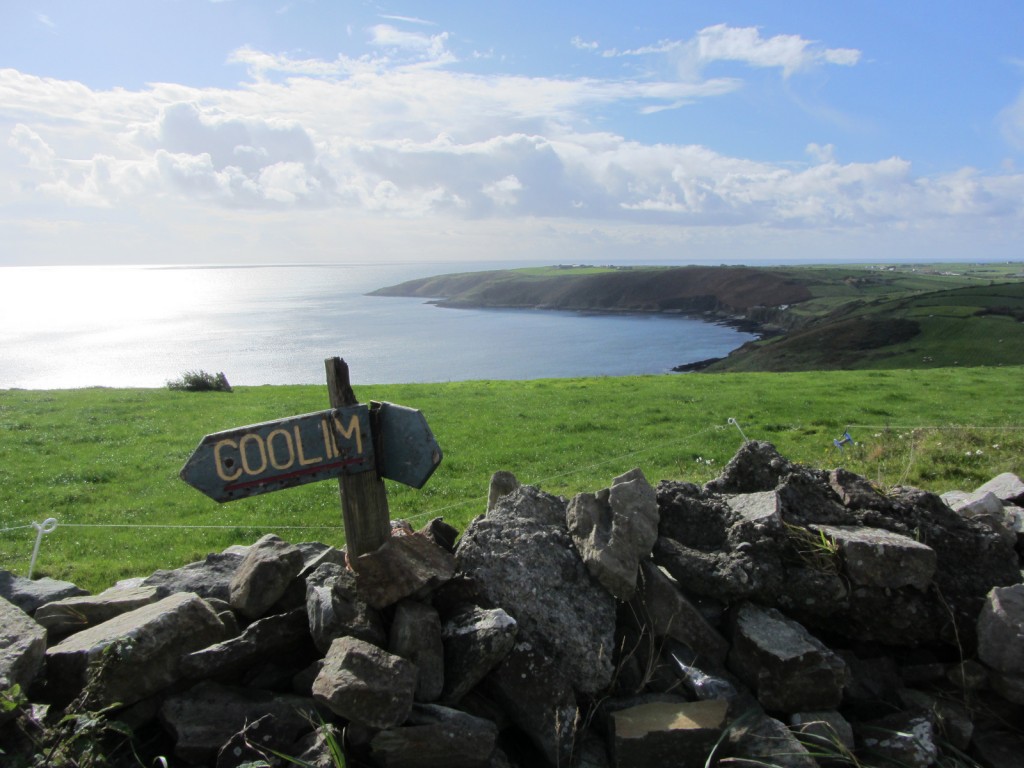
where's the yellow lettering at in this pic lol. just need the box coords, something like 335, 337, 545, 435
213, 439, 242, 482
333, 413, 363, 455
294, 425, 323, 466
267, 429, 295, 470
321, 418, 337, 459
239, 433, 268, 475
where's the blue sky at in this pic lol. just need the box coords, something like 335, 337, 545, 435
2, 1, 1023, 266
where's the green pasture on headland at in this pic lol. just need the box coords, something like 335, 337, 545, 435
2, 366, 1023, 593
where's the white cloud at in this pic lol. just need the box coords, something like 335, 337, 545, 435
571, 36, 599, 51
1, 32, 1021, 266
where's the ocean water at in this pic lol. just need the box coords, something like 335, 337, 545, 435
0, 263, 756, 389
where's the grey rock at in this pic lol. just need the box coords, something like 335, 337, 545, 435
354, 532, 455, 609
631, 560, 729, 665
977, 583, 1024, 675
728, 714, 818, 768
389, 599, 444, 702
971, 729, 1024, 768
160, 680, 317, 764
976, 472, 1024, 503
728, 602, 846, 713
305, 562, 385, 653
567, 468, 659, 600
370, 703, 498, 768
487, 470, 520, 512
0, 595, 46, 702
289, 724, 345, 768
608, 698, 728, 768
143, 552, 244, 601
312, 636, 417, 729
181, 607, 311, 680
46, 591, 228, 708
858, 712, 938, 768
705, 440, 795, 494
295, 542, 347, 580
789, 710, 855, 752
441, 606, 518, 704
34, 585, 163, 638
217, 713, 301, 768
946, 490, 1006, 517
229, 534, 304, 620
419, 517, 459, 552
483, 639, 579, 767
990, 669, 1024, 704
811, 524, 937, 591
455, 484, 617, 695
0, 570, 88, 614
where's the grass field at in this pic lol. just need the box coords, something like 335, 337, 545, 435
2, 367, 1022, 593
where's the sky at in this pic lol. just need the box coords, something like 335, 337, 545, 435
2, 1, 1024, 267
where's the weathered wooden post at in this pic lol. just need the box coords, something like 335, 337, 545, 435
179, 356, 442, 560
325, 357, 391, 558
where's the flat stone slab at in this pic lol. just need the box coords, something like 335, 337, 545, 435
34, 585, 163, 637
975, 472, 1024, 503
977, 583, 1024, 676
0, 570, 88, 614
728, 602, 847, 713
46, 591, 228, 708
609, 698, 728, 768
810, 524, 936, 591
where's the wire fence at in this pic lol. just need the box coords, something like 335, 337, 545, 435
2, 418, 1020, 581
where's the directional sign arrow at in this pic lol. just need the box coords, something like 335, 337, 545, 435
180, 405, 374, 502
374, 401, 443, 489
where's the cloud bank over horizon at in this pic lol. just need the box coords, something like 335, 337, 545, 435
2, 10, 1024, 266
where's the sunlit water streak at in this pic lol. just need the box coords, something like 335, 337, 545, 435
0, 263, 756, 389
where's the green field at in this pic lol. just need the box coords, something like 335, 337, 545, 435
2, 367, 1022, 593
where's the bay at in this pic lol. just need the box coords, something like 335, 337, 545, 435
0, 262, 756, 389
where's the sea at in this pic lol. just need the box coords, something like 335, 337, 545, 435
0, 262, 757, 389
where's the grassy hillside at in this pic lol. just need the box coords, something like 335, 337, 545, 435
2, 367, 1022, 592
373, 263, 1024, 371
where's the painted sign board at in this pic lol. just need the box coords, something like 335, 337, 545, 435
180, 401, 443, 502
180, 405, 373, 502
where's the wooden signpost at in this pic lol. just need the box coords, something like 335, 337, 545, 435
180, 357, 442, 558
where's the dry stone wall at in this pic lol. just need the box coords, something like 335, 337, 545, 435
1, 441, 1023, 768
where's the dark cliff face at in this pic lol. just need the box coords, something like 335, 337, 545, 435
370, 266, 812, 315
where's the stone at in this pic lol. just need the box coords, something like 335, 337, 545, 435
728, 714, 818, 768
977, 583, 1024, 675
305, 562, 385, 653
46, 591, 228, 708
228, 534, 304, 620
441, 606, 518, 704
142, 551, 244, 601
0, 595, 46, 701
946, 490, 1007, 518
389, 599, 444, 702
289, 724, 345, 768
455, 484, 617, 695
990, 670, 1024, 704
160, 680, 318, 764
294, 542, 347, 580
217, 713, 302, 768
370, 703, 499, 768
608, 698, 728, 768
567, 468, 659, 600
0, 570, 88, 614
419, 517, 460, 552
487, 470, 520, 512
181, 607, 312, 680
975, 472, 1024, 504
631, 560, 729, 665
728, 602, 846, 713
971, 728, 1024, 768
858, 712, 938, 768
312, 636, 417, 729
789, 710, 855, 753
811, 524, 937, 591
483, 640, 579, 768
704, 440, 795, 494
34, 585, 163, 638
829, 468, 892, 511
354, 533, 455, 609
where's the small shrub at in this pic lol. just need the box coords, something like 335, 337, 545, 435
166, 370, 232, 393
